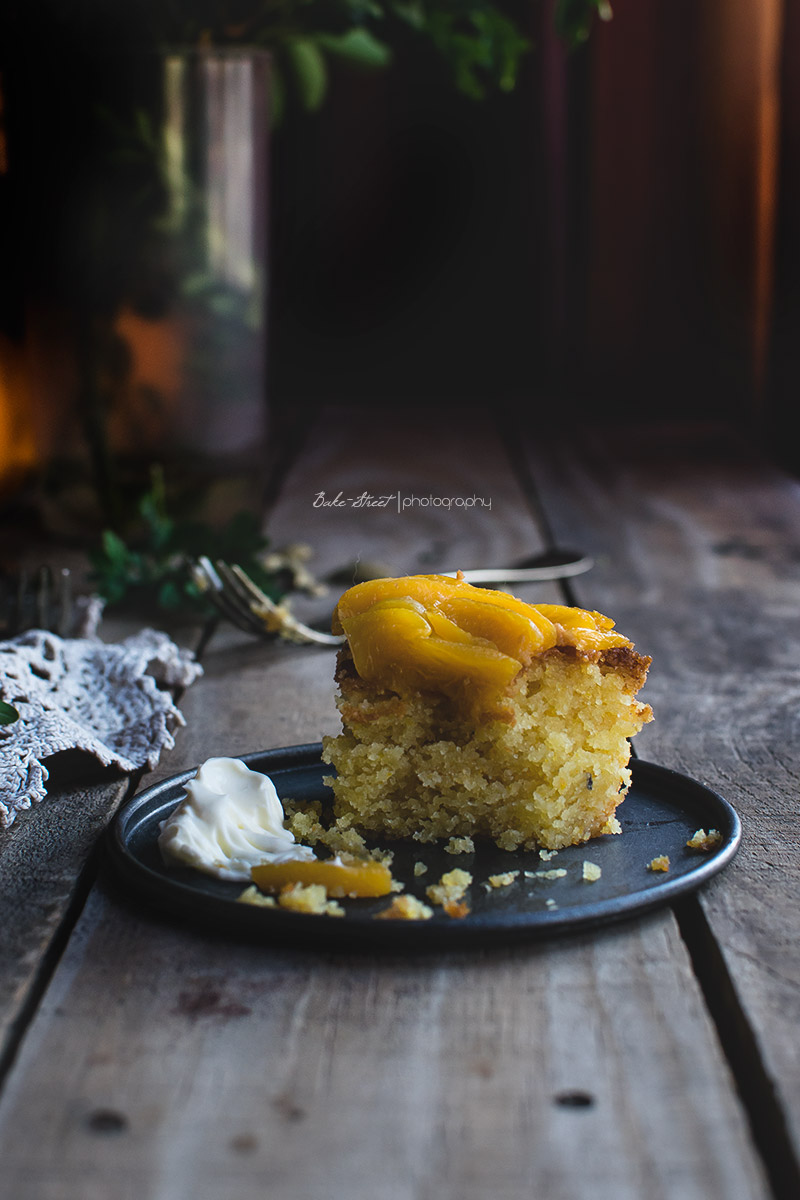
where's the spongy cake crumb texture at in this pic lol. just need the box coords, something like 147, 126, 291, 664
323, 648, 652, 851
321, 578, 652, 854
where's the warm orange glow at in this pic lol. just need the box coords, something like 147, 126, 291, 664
0, 334, 38, 497
754, 0, 782, 402
702, 0, 783, 407
109, 307, 185, 453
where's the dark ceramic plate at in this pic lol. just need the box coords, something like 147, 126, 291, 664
106, 744, 741, 948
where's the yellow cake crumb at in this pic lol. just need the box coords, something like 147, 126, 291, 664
445, 836, 475, 855
539, 848, 558, 861
487, 870, 519, 888
647, 855, 670, 873
375, 894, 434, 920
283, 799, 326, 845
277, 882, 345, 916
582, 861, 602, 882
525, 868, 568, 880
686, 828, 722, 851
413, 861, 428, 876
426, 868, 472, 907
237, 885, 277, 908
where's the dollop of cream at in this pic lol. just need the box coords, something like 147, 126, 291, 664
158, 757, 315, 881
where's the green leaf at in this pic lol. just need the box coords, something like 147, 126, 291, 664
0, 700, 19, 726
391, 2, 425, 32
101, 529, 131, 567
88, 470, 283, 618
285, 38, 329, 112
157, 580, 183, 610
316, 28, 393, 70
423, 8, 530, 100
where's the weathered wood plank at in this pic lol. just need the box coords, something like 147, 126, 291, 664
0, 602, 204, 1077
0, 767, 131, 1078
0, 893, 769, 1200
518, 419, 800, 1179
264, 404, 546, 576
0, 413, 772, 1199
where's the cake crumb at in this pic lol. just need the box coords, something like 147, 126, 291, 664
539, 848, 558, 861
487, 870, 519, 888
686, 828, 722, 851
443, 899, 471, 919
545, 898, 558, 910
445, 836, 475, 855
426, 868, 472, 906
582, 861, 602, 882
375, 894, 434, 921
413, 861, 428, 877
238, 885, 277, 908
525, 868, 567, 880
647, 855, 670, 873
278, 882, 345, 916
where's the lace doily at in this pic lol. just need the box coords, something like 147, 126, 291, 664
0, 628, 202, 828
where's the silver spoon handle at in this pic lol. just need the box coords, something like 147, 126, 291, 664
443, 559, 593, 585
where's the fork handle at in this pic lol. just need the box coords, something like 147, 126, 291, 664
444, 559, 593, 585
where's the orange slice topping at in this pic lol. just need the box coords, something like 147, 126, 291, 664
332, 574, 630, 708
251, 856, 394, 899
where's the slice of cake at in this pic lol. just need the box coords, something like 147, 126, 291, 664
321, 574, 652, 851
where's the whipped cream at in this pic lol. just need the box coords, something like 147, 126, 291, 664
158, 757, 315, 881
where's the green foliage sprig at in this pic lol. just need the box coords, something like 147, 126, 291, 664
0, 700, 19, 726
89, 469, 285, 615
136, 1, 611, 111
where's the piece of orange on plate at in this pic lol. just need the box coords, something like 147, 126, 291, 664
251, 855, 394, 899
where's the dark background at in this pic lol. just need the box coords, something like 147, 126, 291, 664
1, 0, 798, 488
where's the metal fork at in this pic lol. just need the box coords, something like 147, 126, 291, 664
191, 552, 593, 647
0, 566, 74, 639
191, 557, 344, 646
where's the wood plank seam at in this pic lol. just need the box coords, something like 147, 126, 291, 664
510, 420, 800, 1193
496, 415, 569, 562
675, 893, 800, 1200
0, 772, 143, 1093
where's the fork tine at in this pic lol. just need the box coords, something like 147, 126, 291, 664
192, 557, 344, 646
214, 562, 276, 636
193, 557, 271, 637
224, 562, 344, 646
0, 565, 75, 640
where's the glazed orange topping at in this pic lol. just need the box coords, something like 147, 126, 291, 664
332, 574, 631, 706
251, 855, 394, 898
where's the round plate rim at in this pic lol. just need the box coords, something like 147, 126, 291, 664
106, 744, 741, 947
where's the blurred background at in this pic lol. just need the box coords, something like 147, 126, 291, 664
0, 0, 797, 539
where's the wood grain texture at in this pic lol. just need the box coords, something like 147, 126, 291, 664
0, 608, 203, 1073
518, 419, 800, 1174
0, 769, 131, 1076
0, 891, 769, 1200
264, 404, 548, 576
0, 413, 773, 1198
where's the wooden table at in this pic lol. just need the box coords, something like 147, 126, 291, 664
1, 408, 798, 1200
